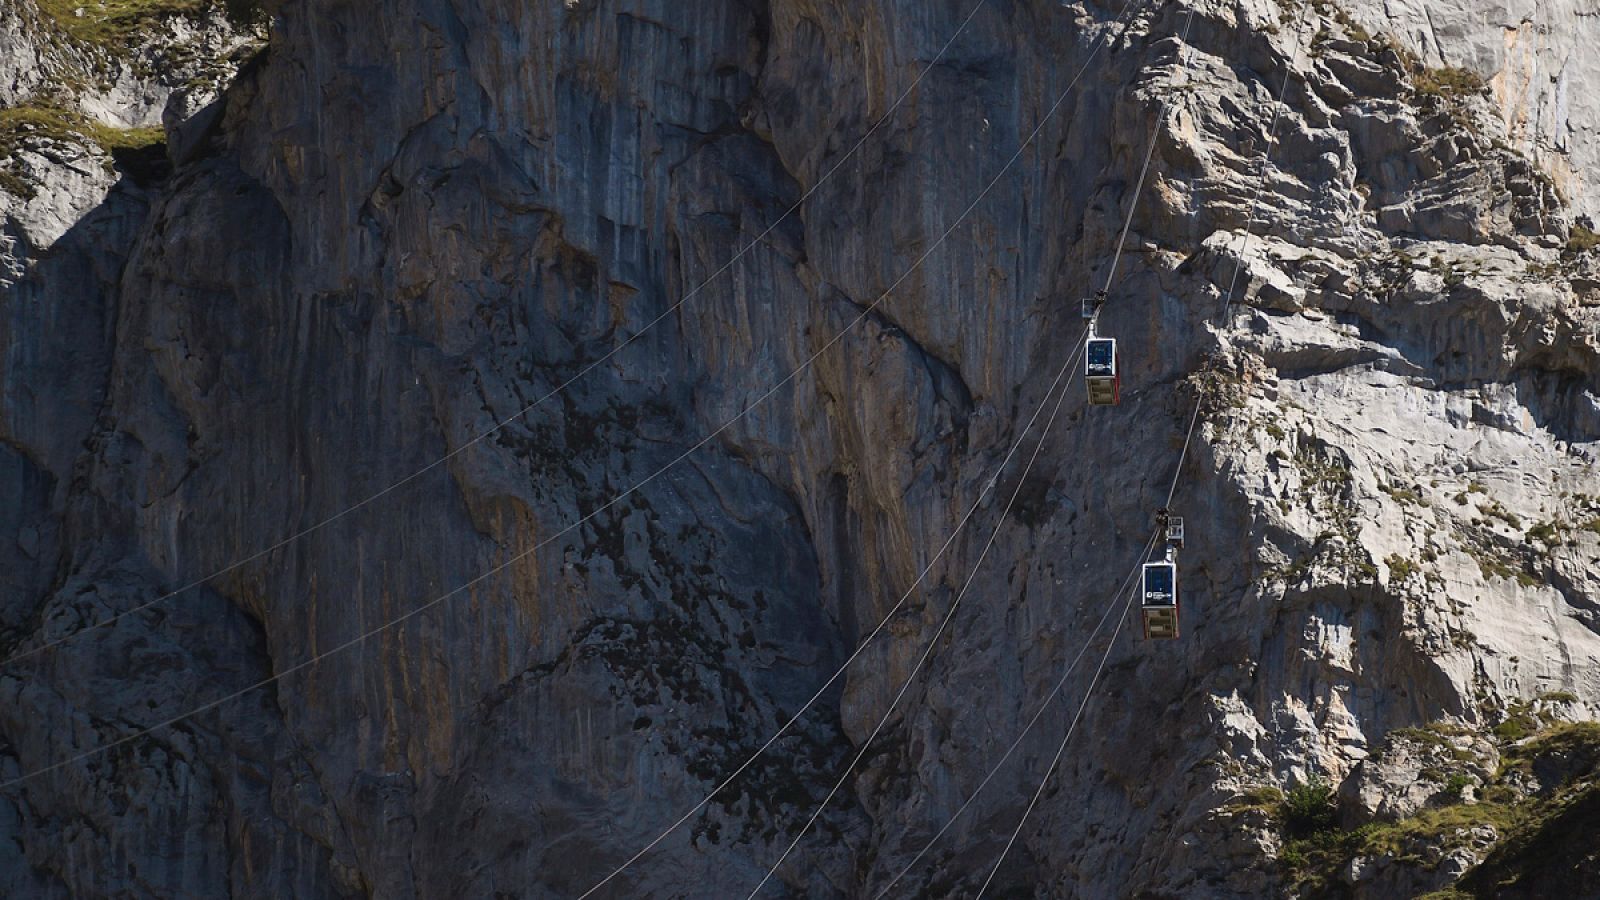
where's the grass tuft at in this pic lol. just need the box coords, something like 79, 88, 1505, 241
0, 103, 165, 196
34, 0, 209, 46
1282, 718, 1600, 893
1413, 65, 1488, 101
32, 0, 264, 50
1568, 224, 1600, 254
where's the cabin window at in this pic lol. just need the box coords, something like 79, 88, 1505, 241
1143, 565, 1175, 604
1086, 340, 1116, 375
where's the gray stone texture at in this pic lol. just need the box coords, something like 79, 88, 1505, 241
1, 0, 1598, 897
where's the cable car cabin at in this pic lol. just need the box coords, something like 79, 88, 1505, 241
1141, 560, 1180, 640
1085, 337, 1120, 406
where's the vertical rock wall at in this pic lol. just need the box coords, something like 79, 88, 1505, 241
1, 0, 1597, 896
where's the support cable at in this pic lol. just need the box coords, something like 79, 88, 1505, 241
739, 2, 1159, 891
974, 4, 1316, 894
973, 575, 1139, 898
573, 328, 1087, 899
1, 0, 992, 669
0, 0, 1131, 803
1164, 1, 1309, 507
870, 528, 1157, 899
1091, 0, 1196, 320
746, 321, 1090, 899
0, 117, 1083, 794
863, 3, 1201, 892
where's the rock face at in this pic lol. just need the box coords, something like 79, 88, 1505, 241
1, 0, 1597, 897
1344, 0, 1600, 220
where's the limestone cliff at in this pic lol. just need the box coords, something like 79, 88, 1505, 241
2, 0, 1598, 897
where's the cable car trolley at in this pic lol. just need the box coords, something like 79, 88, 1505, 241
1142, 510, 1183, 640
1082, 291, 1119, 406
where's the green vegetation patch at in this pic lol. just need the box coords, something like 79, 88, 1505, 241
1499, 722, 1600, 780
1460, 781, 1600, 895
0, 104, 89, 146
1526, 521, 1562, 546
0, 103, 164, 197
34, 0, 211, 46
1495, 717, 1534, 742
1492, 701, 1548, 744
1183, 354, 1251, 415
1569, 224, 1600, 254
1380, 482, 1427, 506
1461, 724, 1600, 891
1386, 553, 1419, 584
1391, 721, 1474, 743
1280, 719, 1600, 896
1353, 801, 1522, 863
1386, 723, 1481, 767
1282, 793, 1526, 894
0, 103, 164, 152
0, 170, 33, 200
1413, 65, 1488, 101
1326, 4, 1372, 43
1461, 531, 1539, 588
1282, 778, 1339, 837
32, 0, 262, 46
1239, 784, 1286, 808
